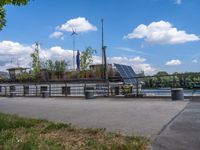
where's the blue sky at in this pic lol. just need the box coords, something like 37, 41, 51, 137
0, 0, 200, 74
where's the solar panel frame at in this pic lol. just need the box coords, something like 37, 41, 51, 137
114, 64, 137, 84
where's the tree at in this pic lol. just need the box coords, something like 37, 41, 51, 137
47, 60, 54, 72
80, 47, 96, 71
31, 42, 41, 80
156, 71, 168, 76
54, 60, 67, 79
0, 0, 29, 30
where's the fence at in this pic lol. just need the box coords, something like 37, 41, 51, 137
0, 78, 200, 98
0, 82, 119, 97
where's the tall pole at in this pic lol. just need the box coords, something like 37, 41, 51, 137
101, 19, 104, 52
73, 35, 75, 70
101, 19, 108, 80
71, 30, 77, 70
101, 19, 105, 79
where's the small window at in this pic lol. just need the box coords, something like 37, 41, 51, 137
40, 86, 48, 92
10, 86, 15, 92
0, 86, 2, 92
24, 86, 29, 94
62, 87, 67, 95
62, 86, 70, 95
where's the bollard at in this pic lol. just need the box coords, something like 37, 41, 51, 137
171, 88, 184, 101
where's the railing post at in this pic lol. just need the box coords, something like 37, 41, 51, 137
36, 84, 38, 97
107, 81, 109, 97
5, 86, 7, 97
49, 83, 51, 97
65, 83, 67, 97
136, 78, 139, 97
23, 85, 25, 97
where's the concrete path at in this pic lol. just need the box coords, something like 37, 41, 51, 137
0, 97, 187, 139
153, 102, 200, 150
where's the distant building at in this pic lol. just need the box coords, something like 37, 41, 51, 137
0, 71, 9, 79
7, 67, 30, 80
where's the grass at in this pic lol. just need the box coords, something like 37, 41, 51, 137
0, 113, 149, 150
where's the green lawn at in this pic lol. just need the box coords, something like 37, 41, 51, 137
0, 113, 149, 150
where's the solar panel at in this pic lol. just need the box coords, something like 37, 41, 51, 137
114, 64, 137, 84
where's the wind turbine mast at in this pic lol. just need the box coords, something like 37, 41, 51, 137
71, 28, 78, 70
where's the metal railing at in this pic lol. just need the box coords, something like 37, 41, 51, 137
0, 78, 200, 98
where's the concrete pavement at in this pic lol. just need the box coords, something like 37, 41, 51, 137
153, 102, 200, 150
0, 97, 187, 139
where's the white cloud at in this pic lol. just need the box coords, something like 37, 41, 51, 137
0, 41, 33, 70
165, 59, 182, 66
114, 47, 146, 55
130, 56, 146, 63
192, 59, 198, 64
0, 40, 156, 75
0, 41, 33, 56
107, 56, 156, 74
0, 40, 74, 71
90, 55, 156, 74
57, 17, 97, 33
49, 31, 64, 39
175, 0, 182, 5
124, 20, 199, 45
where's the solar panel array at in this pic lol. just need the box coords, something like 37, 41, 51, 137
114, 64, 137, 84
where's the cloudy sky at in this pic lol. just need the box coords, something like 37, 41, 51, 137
0, 0, 200, 74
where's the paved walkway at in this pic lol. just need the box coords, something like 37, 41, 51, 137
153, 102, 200, 150
0, 97, 187, 139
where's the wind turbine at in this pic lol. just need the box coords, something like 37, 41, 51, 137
71, 27, 78, 70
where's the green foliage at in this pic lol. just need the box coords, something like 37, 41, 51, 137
0, 77, 7, 82
0, 0, 29, 6
31, 43, 41, 80
121, 85, 132, 95
143, 72, 200, 89
80, 47, 96, 71
46, 59, 54, 72
156, 71, 168, 76
0, 0, 29, 30
45, 59, 67, 79
54, 60, 67, 77
0, 7, 6, 30
16, 73, 33, 81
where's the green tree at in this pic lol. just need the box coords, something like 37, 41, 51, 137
156, 71, 168, 76
47, 60, 54, 72
80, 47, 96, 71
54, 60, 67, 79
31, 42, 41, 80
0, 0, 29, 30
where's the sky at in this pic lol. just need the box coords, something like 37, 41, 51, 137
0, 0, 200, 75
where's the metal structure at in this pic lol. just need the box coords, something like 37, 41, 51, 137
114, 64, 137, 84
101, 19, 108, 80
71, 28, 78, 70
